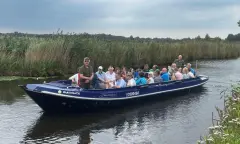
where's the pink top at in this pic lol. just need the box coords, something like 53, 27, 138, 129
175, 71, 183, 80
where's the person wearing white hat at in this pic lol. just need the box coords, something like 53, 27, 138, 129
95, 66, 106, 89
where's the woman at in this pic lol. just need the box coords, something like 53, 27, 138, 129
121, 66, 127, 82
126, 72, 136, 87
105, 65, 116, 88
147, 72, 154, 84
136, 72, 147, 85
182, 67, 195, 79
174, 68, 183, 80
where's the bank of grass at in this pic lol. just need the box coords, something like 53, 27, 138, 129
198, 85, 240, 144
0, 34, 240, 77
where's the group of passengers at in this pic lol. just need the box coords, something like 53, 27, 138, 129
69, 55, 196, 89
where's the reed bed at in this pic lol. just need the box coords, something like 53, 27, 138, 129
198, 85, 240, 144
0, 34, 240, 77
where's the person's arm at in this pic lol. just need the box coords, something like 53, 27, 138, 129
78, 67, 90, 80
98, 73, 106, 83
89, 72, 94, 80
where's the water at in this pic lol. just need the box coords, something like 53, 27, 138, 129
0, 59, 239, 144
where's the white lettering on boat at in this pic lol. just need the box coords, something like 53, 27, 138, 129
126, 91, 139, 97
99, 93, 117, 97
62, 91, 80, 95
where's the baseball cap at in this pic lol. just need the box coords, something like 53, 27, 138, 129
98, 66, 103, 69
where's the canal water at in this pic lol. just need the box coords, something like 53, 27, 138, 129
0, 59, 239, 144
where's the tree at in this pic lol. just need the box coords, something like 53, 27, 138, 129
205, 34, 210, 40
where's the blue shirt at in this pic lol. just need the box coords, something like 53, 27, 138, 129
134, 71, 139, 80
161, 72, 170, 82
115, 78, 126, 88
96, 71, 106, 81
190, 68, 196, 76
136, 77, 147, 85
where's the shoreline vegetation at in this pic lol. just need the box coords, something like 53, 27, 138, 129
198, 85, 240, 144
0, 32, 240, 77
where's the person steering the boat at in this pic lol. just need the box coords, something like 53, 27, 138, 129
113, 72, 126, 88
174, 55, 185, 68
78, 57, 94, 89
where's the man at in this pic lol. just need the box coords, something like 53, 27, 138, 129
78, 57, 94, 89
149, 65, 159, 72
113, 72, 126, 88
95, 66, 106, 89
161, 68, 170, 82
174, 55, 185, 68
153, 69, 162, 83
143, 64, 149, 72
186, 63, 196, 76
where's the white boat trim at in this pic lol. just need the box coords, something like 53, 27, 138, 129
40, 80, 208, 101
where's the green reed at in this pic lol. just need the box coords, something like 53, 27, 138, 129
0, 34, 240, 77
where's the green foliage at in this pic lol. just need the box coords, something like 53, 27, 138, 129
0, 33, 240, 77
198, 85, 240, 144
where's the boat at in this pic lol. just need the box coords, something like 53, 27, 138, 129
19, 75, 209, 113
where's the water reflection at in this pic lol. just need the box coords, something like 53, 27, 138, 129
0, 78, 65, 105
23, 87, 208, 144
0, 81, 27, 104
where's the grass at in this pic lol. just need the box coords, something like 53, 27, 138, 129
0, 34, 240, 77
0, 76, 60, 81
198, 85, 240, 144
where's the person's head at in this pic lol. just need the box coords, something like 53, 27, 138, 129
174, 68, 178, 73
187, 63, 191, 69
178, 55, 182, 60
98, 66, 103, 72
139, 72, 145, 78
148, 72, 153, 78
178, 68, 182, 73
162, 67, 167, 73
144, 64, 149, 70
152, 65, 157, 70
115, 72, 122, 80
122, 66, 127, 72
115, 67, 120, 73
83, 57, 90, 66
183, 67, 189, 74
171, 63, 176, 69
126, 72, 133, 80
108, 65, 114, 73
154, 69, 160, 77
129, 68, 134, 73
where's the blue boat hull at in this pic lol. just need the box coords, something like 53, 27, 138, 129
20, 75, 209, 113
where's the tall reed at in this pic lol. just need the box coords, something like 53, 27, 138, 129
0, 34, 240, 77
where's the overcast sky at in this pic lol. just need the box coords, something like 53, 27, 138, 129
0, 0, 239, 38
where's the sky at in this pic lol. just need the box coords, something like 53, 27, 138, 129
0, 0, 239, 39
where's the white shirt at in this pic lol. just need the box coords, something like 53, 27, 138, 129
127, 78, 136, 87
187, 72, 195, 78
148, 77, 154, 84
105, 71, 116, 87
